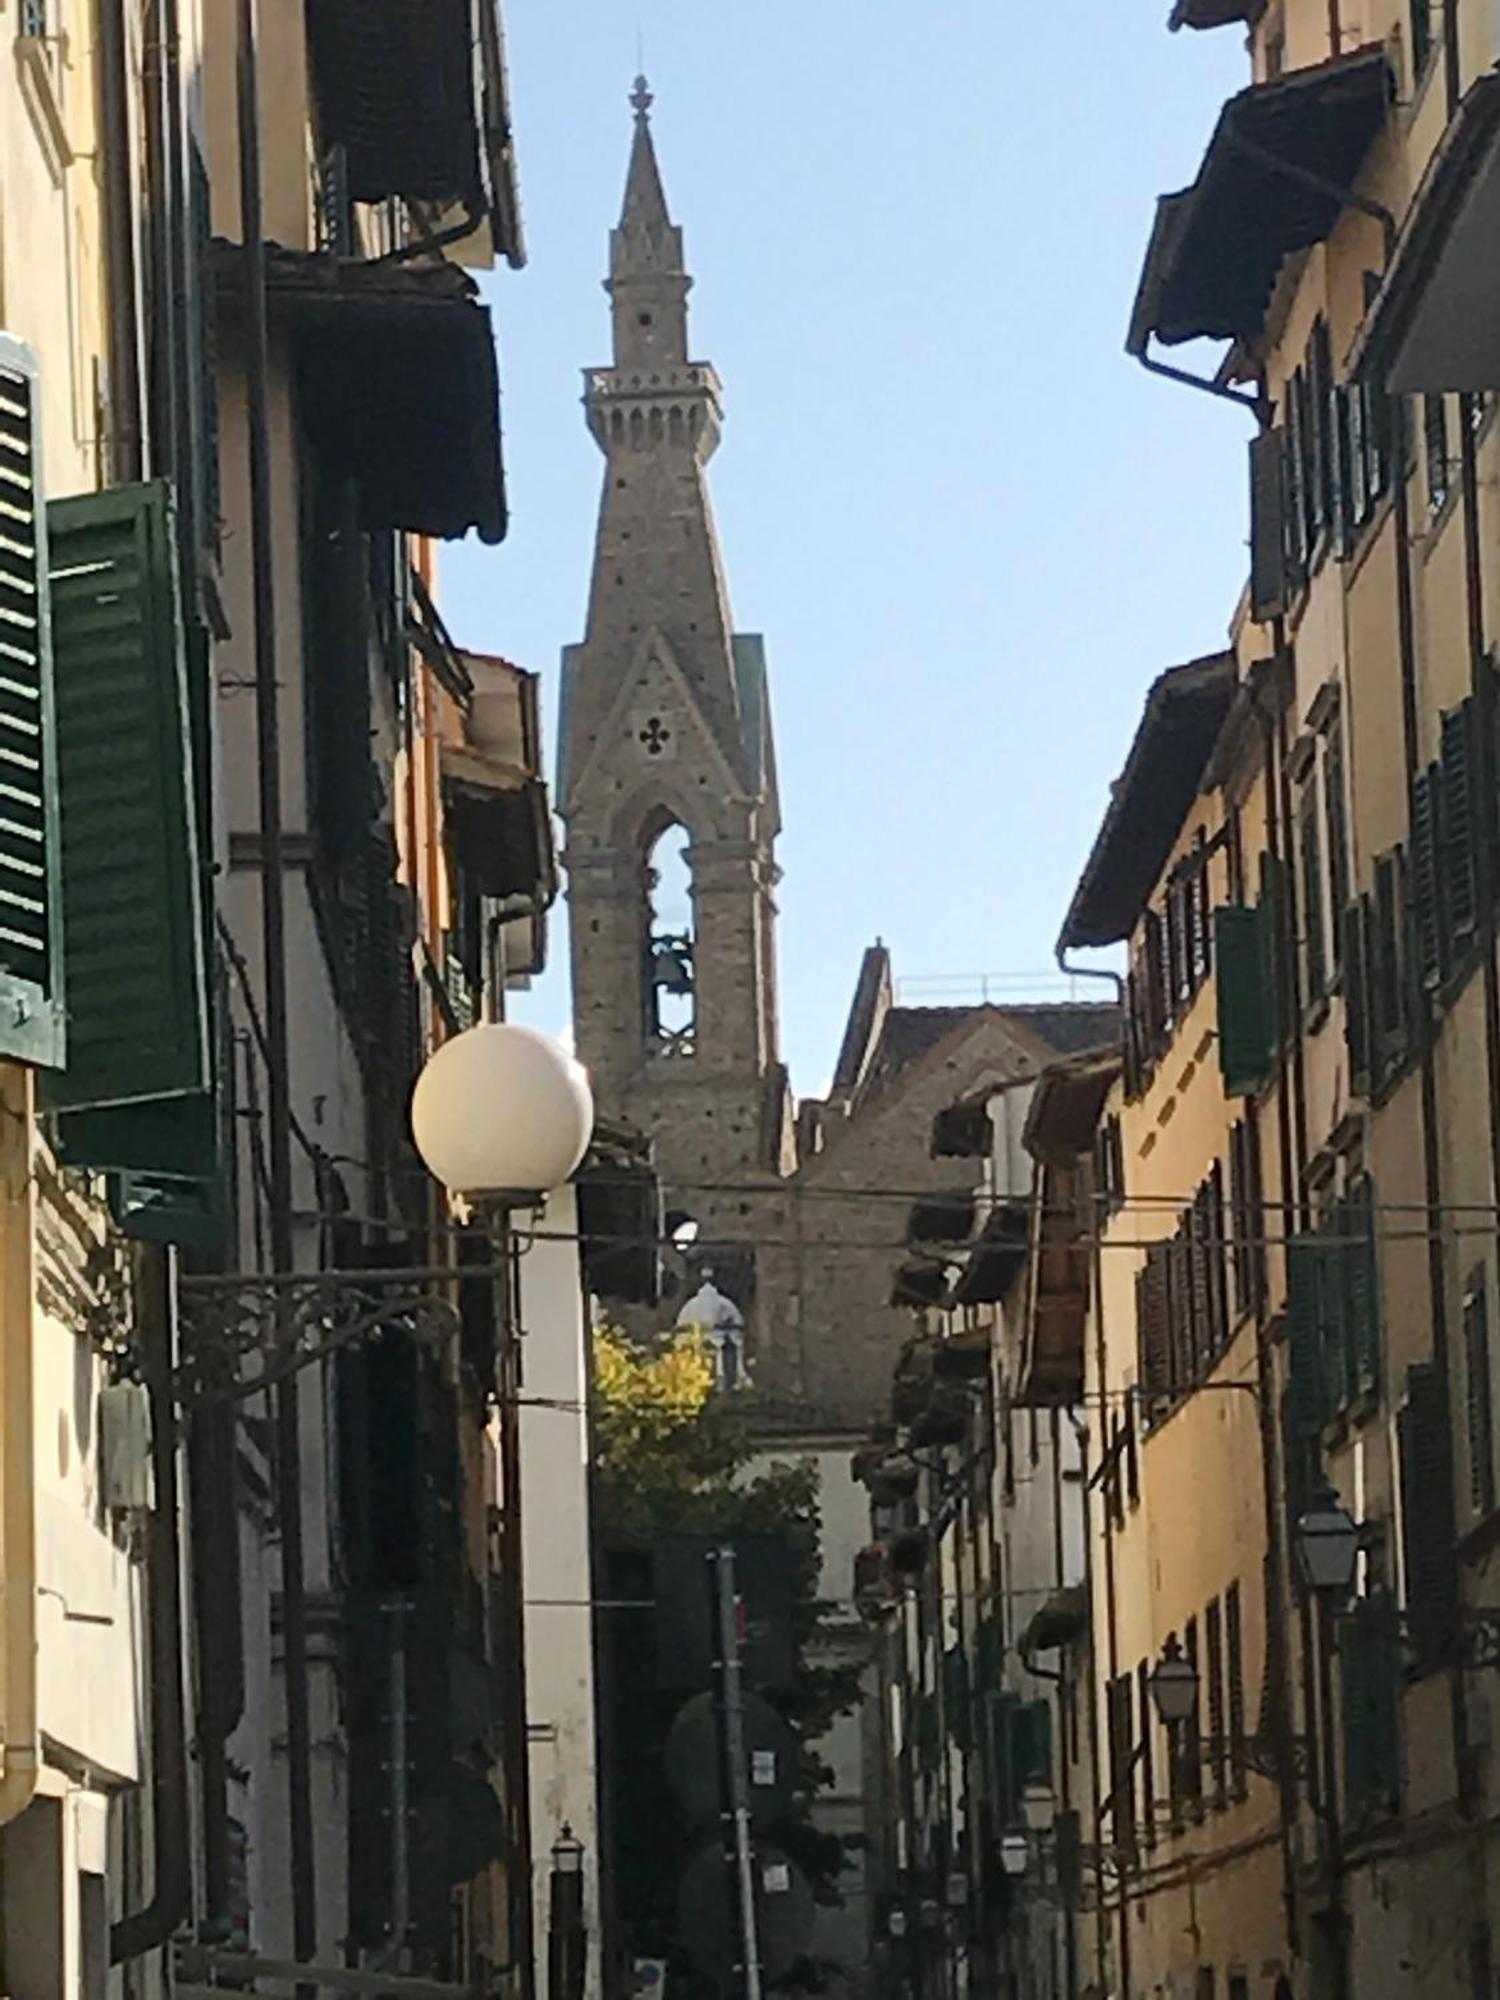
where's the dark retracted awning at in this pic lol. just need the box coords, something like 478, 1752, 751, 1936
949, 1203, 1030, 1307
1128, 48, 1392, 353
1353, 72, 1500, 394
214, 243, 505, 543
1168, 0, 1264, 27
306, 0, 484, 207
1059, 652, 1234, 952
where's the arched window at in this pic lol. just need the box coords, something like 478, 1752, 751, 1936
642, 820, 695, 1056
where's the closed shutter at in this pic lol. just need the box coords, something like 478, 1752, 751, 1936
0, 335, 65, 1068
42, 482, 209, 1110
1398, 1363, 1460, 1669
1463, 1272, 1495, 1518
1410, 766, 1442, 986
1329, 382, 1351, 556
1342, 897, 1372, 1092
1139, 1243, 1172, 1398
1341, 1595, 1401, 1819
1206, 1597, 1226, 1806
1285, 1235, 1324, 1438
1442, 701, 1477, 948
1345, 1173, 1382, 1400
1319, 1206, 1351, 1416
1299, 776, 1328, 1001
1249, 430, 1288, 623
1225, 1581, 1247, 1796
1285, 368, 1308, 583
1259, 851, 1289, 1045
1215, 905, 1273, 1095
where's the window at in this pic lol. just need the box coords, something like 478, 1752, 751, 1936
19, 0, 47, 35
1410, 0, 1434, 78
1299, 771, 1329, 1005
1136, 1660, 1156, 1847
1107, 1674, 1137, 1859
1464, 1269, 1496, 1519
1124, 847, 1215, 1094
1285, 1171, 1383, 1434
1326, 718, 1352, 964
642, 820, 695, 1057
1228, 1119, 1265, 1320
1136, 1165, 1233, 1412
1425, 394, 1451, 518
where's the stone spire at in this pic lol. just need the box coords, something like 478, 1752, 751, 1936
558, 79, 786, 1177
606, 75, 693, 378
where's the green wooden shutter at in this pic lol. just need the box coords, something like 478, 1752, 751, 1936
1318, 1208, 1351, 1416
1215, 905, 1273, 1095
1248, 430, 1288, 623
43, 482, 208, 1110
1441, 701, 1477, 948
1342, 1596, 1400, 1820
1342, 897, 1371, 1092
1410, 767, 1442, 987
0, 335, 65, 1068
1285, 1235, 1324, 1438
1398, 1364, 1460, 1669
1463, 1272, 1495, 1518
1345, 1173, 1381, 1401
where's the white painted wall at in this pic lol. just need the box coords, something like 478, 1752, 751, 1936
519, 1186, 601, 2000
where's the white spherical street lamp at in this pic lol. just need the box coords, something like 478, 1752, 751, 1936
411, 1023, 594, 1205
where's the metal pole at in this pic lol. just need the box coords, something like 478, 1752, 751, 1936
710, 1545, 763, 2000
386, 1600, 410, 1966
235, 0, 316, 1965
495, 1214, 537, 2000
1315, 1599, 1350, 2000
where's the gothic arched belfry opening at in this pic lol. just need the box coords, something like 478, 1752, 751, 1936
558, 77, 792, 1335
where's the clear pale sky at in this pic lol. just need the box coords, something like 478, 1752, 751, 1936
438, 4, 1251, 1091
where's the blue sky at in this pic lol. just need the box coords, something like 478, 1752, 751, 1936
439, 4, 1252, 1090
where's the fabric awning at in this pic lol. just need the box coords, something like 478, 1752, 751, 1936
1352, 71, 1500, 394
1016, 1161, 1089, 1407
949, 1204, 1030, 1307
1128, 48, 1392, 352
214, 243, 506, 543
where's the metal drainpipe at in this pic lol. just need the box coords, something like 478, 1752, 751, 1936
111, 1249, 192, 1963
96, 0, 142, 483
1449, 0, 1498, 1860
235, 0, 319, 1967
1085, 1213, 1129, 2000
496, 1216, 537, 2000
1389, 391, 1472, 1807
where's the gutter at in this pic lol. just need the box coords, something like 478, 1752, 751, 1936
0, 1067, 38, 1828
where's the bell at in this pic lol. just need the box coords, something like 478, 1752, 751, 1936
652, 942, 693, 995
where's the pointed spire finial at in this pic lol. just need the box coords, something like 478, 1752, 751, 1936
630, 73, 653, 121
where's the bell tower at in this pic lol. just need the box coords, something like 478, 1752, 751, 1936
559, 80, 789, 1214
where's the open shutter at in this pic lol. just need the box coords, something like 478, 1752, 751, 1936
1285, 1235, 1324, 1438
1215, 905, 1273, 1095
43, 482, 208, 1110
0, 336, 65, 1067
1399, 1363, 1460, 1670
1249, 430, 1288, 623
1319, 1207, 1351, 1416
1442, 701, 1477, 949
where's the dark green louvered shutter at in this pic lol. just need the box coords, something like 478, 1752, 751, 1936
1215, 905, 1274, 1095
1410, 766, 1442, 987
1442, 701, 1477, 950
1285, 1235, 1324, 1438
0, 335, 65, 1068
1341, 1596, 1400, 1819
1398, 1364, 1460, 1670
1345, 1174, 1381, 1400
1319, 1209, 1351, 1417
43, 482, 208, 1110
1248, 430, 1288, 624
1342, 898, 1372, 1092
1259, 851, 1289, 1047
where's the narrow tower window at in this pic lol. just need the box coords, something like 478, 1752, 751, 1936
643, 821, 695, 1057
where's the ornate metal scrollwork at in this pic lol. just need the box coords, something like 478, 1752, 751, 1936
175, 1266, 465, 1407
